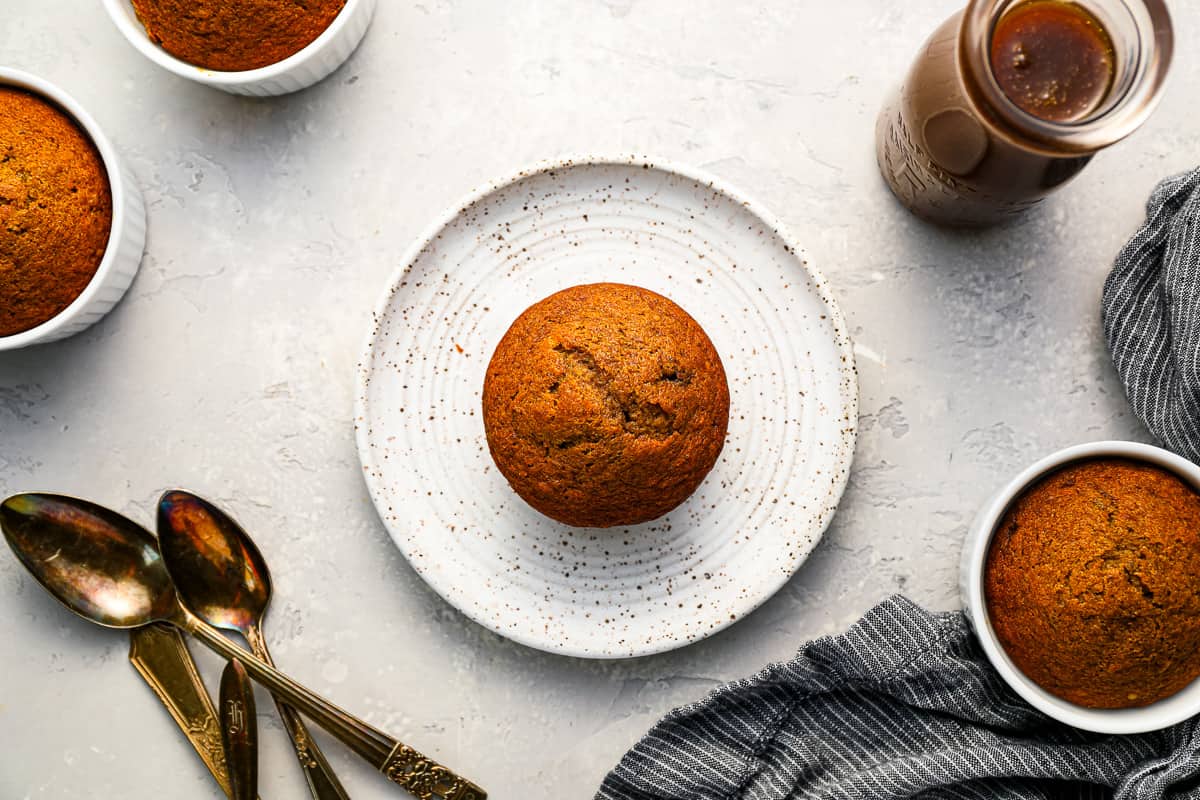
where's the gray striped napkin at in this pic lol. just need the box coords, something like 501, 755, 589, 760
1103, 166, 1200, 462
596, 596, 1200, 799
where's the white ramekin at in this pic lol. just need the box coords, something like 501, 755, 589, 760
102, 0, 377, 97
0, 69, 146, 352
961, 440, 1200, 734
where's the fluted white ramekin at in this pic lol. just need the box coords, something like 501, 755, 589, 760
102, 0, 376, 96
961, 440, 1200, 734
0, 69, 145, 352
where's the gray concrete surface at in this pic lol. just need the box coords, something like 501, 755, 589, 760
2, 1, 1197, 797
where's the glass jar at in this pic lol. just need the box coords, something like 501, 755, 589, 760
876, 0, 1173, 226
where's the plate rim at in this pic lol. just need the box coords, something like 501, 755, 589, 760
354, 153, 860, 658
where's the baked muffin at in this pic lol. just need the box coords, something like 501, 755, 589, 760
0, 88, 112, 338
985, 458, 1200, 708
482, 283, 730, 528
130, 0, 346, 72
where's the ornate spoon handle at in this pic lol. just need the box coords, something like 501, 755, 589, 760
128, 624, 247, 798
179, 611, 486, 799
244, 624, 351, 800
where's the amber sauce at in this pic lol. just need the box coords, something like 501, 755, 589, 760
991, 0, 1116, 123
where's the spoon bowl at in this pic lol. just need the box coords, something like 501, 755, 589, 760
0, 494, 176, 628
157, 490, 270, 634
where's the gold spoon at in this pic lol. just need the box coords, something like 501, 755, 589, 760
0, 493, 486, 800
157, 489, 349, 800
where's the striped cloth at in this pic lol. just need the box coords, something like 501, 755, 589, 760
596, 596, 1200, 799
1103, 166, 1200, 463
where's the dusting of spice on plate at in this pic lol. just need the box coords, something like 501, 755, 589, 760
985, 458, 1200, 708
129, 0, 346, 72
0, 87, 112, 338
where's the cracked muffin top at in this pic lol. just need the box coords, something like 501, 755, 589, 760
0, 87, 111, 338
985, 458, 1200, 708
482, 283, 730, 528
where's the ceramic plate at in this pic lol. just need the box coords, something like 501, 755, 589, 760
356, 156, 857, 658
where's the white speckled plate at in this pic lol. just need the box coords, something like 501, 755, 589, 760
355, 156, 857, 658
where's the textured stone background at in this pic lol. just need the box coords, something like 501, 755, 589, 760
1, 1, 1197, 797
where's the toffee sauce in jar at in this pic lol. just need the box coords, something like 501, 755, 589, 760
875, 0, 1167, 227
991, 0, 1116, 123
